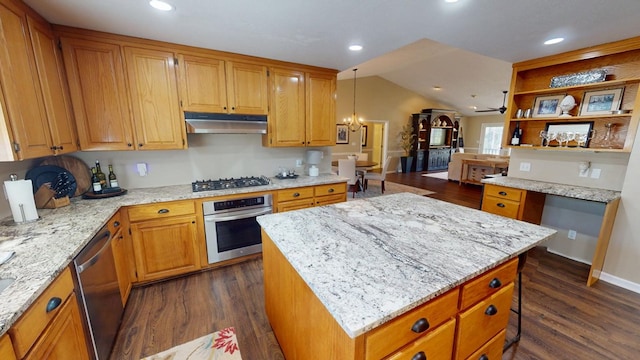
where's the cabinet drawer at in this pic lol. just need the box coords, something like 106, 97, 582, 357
385, 318, 455, 360
465, 329, 506, 360
10, 267, 74, 358
481, 196, 520, 219
314, 183, 346, 196
0, 335, 17, 360
483, 184, 523, 202
459, 257, 518, 310
107, 210, 122, 234
276, 198, 315, 213
315, 193, 346, 207
277, 187, 314, 202
455, 283, 514, 360
127, 200, 195, 222
366, 288, 459, 360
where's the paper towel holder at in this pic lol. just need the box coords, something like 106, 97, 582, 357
2, 174, 41, 226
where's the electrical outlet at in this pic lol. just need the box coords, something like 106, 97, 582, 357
568, 229, 577, 240
519, 162, 531, 172
295, 159, 303, 166
137, 163, 147, 176
590, 168, 601, 179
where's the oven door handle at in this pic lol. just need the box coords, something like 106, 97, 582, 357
204, 207, 273, 222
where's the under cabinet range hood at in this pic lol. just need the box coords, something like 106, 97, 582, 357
184, 112, 268, 134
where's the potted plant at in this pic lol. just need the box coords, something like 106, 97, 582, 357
398, 121, 417, 173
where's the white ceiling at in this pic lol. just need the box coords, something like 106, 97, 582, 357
24, 0, 640, 117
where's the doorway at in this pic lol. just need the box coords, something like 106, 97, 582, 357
361, 120, 388, 170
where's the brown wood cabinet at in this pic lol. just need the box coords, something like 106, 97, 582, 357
504, 36, 640, 153
275, 183, 346, 212
177, 53, 269, 115
124, 46, 186, 150
481, 183, 545, 224
0, 335, 17, 360
109, 211, 135, 306
0, 0, 77, 161
8, 267, 89, 360
264, 67, 336, 147
128, 200, 200, 282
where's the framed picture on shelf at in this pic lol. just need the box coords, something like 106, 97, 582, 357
361, 125, 368, 146
579, 87, 624, 116
336, 124, 349, 144
532, 94, 565, 118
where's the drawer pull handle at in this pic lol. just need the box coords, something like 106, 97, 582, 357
293, 192, 300, 197
46, 297, 62, 313
328, 188, 334, 193
488, 278, 502, 288
479, 355, 489, 360
497, 203, 505, 208
411, 317, 430, 333
484, 305, 498, 316
411, 351, 427, 360
499, 191, 507, 196
158, 209, 170, 214
113, 221, 120, 228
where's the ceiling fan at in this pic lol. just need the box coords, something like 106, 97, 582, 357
475, 90, 508, 114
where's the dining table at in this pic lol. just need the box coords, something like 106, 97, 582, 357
332, 160, 378, 191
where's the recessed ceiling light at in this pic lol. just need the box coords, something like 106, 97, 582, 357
544, 37, 564, 45
349, 45, 363, 51
149, 0, 173, 11
433, 86, 442, 91
445, 0, 459, 3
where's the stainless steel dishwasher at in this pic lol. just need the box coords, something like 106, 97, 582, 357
74, 225, 124, 360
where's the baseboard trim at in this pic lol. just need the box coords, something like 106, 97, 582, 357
598, 272, 640, 294
546, 248, 591, 265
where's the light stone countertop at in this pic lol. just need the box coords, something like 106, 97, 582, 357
257, 192, 557, 338
481, 176, 621, 203
0, 174, 347, 335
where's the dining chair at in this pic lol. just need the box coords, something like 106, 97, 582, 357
338, 158, 360, 198
355, 153, 369, 182
364, 155, 392, 193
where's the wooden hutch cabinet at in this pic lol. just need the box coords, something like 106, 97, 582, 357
411, 109, 459, 172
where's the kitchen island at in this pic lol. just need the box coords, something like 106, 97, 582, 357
257, 193, 556, 359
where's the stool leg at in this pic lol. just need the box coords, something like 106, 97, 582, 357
503, 270, 522, 351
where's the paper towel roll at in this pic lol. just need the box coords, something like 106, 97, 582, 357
4, 179, 39, 223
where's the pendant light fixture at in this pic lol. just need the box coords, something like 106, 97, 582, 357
343, 68, 364, 132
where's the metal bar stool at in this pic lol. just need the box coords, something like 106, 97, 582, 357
504, 252, 527, 352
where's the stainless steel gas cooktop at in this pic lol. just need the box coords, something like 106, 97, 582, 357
191, 176, 270, 192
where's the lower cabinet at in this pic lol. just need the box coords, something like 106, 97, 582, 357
481, 184, 545, 224
427, 148, 452, 171
275, 182, 347, 212
0, 335, 17, 360
127, 200, 200, 282
8, 267, 90, 360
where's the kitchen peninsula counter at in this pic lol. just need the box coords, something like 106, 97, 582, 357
0, 174, 346, 335
257, 193, 556, 358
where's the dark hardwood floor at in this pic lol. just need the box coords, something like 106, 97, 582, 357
110, 172, 640, 360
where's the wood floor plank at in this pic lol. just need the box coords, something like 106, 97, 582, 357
110, 172, 640, 360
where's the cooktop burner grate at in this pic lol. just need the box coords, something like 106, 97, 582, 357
192, 176, 270, 192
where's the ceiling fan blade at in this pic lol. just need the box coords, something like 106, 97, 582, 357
475, 108, 499, 112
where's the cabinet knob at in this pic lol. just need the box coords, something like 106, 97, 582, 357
59, 145, 63, 150
497, 203, 505, 208
479, 355, 489, 360
292, 192, 300, 197
231, 107, 235, 110
328, 188, 334, 193
46, 297, 62, 313
499, 191, 507, 196
484, 304, 498, 316
50, 146, 57, 150
411, 351, 427, 360
138, 143, 143, 147
488, 278, 502, 288
158, 209, 170, 214
223, 106, 227, 110
113, 221, 120, 228
410, 317, 430, 333
127, 143, 133, 147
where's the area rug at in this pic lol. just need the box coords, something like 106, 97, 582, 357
348, 181, 435, 200
421, 171, 449, 180
141, 327, 242, 360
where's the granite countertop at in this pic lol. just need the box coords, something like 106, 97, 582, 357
257, 193, 557, 338
481, 177, 621, 203
0, 174, 346, 335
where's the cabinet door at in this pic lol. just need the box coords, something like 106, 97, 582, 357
306, 72, 336, 146
226, 61, 268, 115
124, 47, 186, 150
111, 228, 132, 306
25, 293, 90, 360
0, 1, 52, 160
268, 67, 306, 146
60, 37, 134, 150
26, 16, 78, 155
131, 214, 200, 282
177, 53, 228, 113
0, 335, 16, 360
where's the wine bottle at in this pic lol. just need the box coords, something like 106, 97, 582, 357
510, 122, 521, 146
91, 167, 102, 194
108, 165, 119, 188
95, 161, 107, 188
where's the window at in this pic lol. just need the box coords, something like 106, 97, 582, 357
479, 123, 503, 155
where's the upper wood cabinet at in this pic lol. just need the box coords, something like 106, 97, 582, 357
264, 68, 336, 147
0, 0, 78, 161
123, 46, 186, 150
60, 37, 135, 150
177, 54, 268, 115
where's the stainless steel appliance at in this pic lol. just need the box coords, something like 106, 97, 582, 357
73, 225, 124, 360
204, 194, 272, 264
184, 111, 268, 134
192, 176, 270, 192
